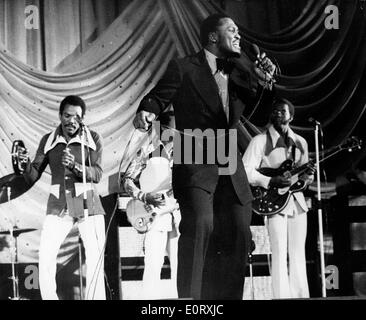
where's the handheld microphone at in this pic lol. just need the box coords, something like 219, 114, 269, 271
76, 115, 86, 128
247, 43, 276, 85
248, 43, 261, 61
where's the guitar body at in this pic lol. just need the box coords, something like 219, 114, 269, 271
251, 186, 291, 216
126, 190, 178, 233
126, 200, 155, 233
257, 159, 294, 177
253, 160, 307, 216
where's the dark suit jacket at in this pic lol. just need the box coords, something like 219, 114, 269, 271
138, 50, 271, 205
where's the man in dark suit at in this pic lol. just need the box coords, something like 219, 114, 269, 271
133, 13, 275, 299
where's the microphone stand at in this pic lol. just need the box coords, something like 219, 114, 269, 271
6, 186, 20, 300
79, 122, 88, 300
78, 235, 84, 300
248, 240, 256, 300
314, 123, 326, 298
80, 123, 89, 220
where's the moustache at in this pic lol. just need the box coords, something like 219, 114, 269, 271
65, 124, 78, 129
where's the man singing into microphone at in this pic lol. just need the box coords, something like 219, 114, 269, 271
132, 13, 276, 299
19, 95, 106, 300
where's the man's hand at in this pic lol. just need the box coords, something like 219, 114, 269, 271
62, 148, 75, 170
254, 53, 276, 88
133, 111, 156, 131
305, 162, 316, 175
300, 173, 314, 187
145, 192, 166, 208
300, 162, 316, 186
269, 173, 291, 188
17, 148, 30, 165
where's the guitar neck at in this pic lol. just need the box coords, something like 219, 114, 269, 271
290, 164, 310, 176
290, 143, 350, 176
256, 137, 360, 180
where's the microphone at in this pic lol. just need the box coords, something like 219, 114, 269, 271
76, 115, 86, 128
247, 43, 276, 85
241, 42, 260, 62
308, 117, 321, 126
248, 43, 261, 61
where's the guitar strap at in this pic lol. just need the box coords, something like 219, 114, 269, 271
291, 145, 296, 162
286, 145, 297, 171
264, 130, 273, 157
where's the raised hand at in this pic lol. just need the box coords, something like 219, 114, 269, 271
254, 53, 276, 88
133, 111, 156, 131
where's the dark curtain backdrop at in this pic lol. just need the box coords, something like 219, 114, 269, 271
222, 0, 310, 34
216, 0, 366, 177
0, 0, 365, 265
239, 0, 366, 176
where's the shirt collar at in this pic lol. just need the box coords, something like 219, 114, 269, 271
204, 49, 219, 75
44, 124, 97, 153
268, 124, 297, 148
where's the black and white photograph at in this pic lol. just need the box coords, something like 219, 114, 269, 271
0, 0, 365, 310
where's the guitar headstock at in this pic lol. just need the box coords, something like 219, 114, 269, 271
340, 136, 362, 152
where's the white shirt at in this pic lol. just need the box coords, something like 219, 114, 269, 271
204, 49, 229, 121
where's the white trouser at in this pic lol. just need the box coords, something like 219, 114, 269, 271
140, 229, 179, 299
267, 209, 309, 299
38, 214, 106, 300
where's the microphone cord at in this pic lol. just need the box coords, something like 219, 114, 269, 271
236, 54, 281, 128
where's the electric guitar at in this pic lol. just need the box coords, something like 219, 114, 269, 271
252, 137, 362, 216
126, 189, 179, 233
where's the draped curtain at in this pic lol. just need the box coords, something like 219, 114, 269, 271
0, 0, 213, 264
243, 0, 366, 174
0, 0, 130, 71
0, 0, 365, 266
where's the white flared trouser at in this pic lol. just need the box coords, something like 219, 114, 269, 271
267, 208, 309, 299
38, 214, 106, 300
140, 229, 179, 299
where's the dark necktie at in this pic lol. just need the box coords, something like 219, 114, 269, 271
216, 58, 234, 75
